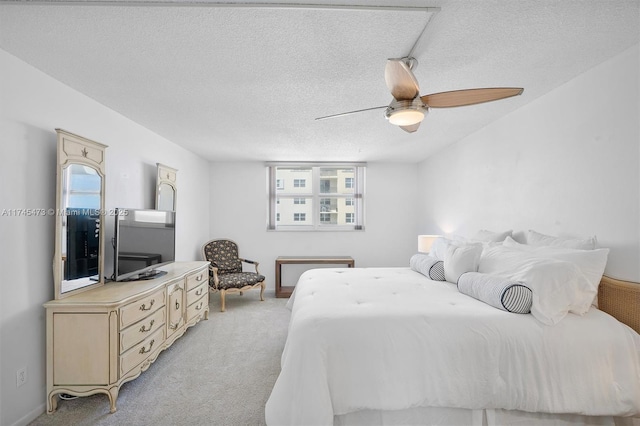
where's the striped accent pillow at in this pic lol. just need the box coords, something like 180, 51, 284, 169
429, 261, 445, 281
410, 254, 446, 281
458, 272, 532, 314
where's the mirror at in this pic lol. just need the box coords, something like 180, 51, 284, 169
54, 129, 107, 299
156, 163, 177, 212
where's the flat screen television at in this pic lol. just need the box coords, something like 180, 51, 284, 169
113, 208, 176, 281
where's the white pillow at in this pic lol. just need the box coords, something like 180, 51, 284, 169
473, 229, 513, 242
502, 237, 608, 303
430, 237, 456, 261
510, 258, 592, 325
432, 236, 498, 261
478, 246, 595, 323
479, 243, 607, 313
444, 243, 482, 283
526, 229, 597, 250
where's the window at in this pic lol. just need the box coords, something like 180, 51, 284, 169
267, 163, 365, 231
345, 177, 354, 189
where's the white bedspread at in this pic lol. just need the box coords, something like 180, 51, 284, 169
265, 268, 640, 426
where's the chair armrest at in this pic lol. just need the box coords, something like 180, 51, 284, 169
208, 265, 220, 288
239, 258, 260, 274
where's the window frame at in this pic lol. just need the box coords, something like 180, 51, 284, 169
267, 162, 365, 231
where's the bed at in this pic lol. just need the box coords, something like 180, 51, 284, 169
265, 238, 640, 426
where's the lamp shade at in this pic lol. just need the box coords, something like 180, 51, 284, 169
418, 235, 439, 253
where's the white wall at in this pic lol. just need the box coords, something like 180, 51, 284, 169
209, 162, 419, 289
0, 49, 210, 426
417, 45, 640, 282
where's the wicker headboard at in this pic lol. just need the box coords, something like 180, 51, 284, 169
598, 275, 640, 334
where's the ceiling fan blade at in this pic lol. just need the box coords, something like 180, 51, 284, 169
399, 122, 421, 133
385, 59, 420, 101
421, 87, 524, 108
315, 106, 387, 121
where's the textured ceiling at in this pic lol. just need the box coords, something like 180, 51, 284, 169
1, 1, 638, 162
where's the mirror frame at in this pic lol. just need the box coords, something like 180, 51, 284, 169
53, 129, 108, 300
155, 163, 177, 212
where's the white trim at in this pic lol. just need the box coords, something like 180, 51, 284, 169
9, 403, 46, 426
9, 1, 440, 13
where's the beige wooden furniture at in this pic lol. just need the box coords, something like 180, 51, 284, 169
275, 256, 355, 298
44, 261, 209, 414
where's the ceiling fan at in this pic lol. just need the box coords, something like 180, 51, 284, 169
315, 57, 524, 133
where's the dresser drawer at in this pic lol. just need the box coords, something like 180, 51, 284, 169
187, 295, 208, 322
119, 289, 165, 329
186, 267, 207, 291
120, 307, 166, 354
187, 281, 208, 306
120, 327, 164, 377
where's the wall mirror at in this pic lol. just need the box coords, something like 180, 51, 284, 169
53, 129, 107, 299
156, 163, 177, 212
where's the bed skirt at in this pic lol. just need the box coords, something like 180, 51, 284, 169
334, 407, 640, 426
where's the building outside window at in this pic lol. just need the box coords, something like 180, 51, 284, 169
267, 163, 365, 231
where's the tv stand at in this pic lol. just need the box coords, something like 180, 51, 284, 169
44, 261, 209, 414
123, 269, 167, 281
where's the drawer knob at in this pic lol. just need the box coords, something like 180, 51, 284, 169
139, 320, 155, 333
195, 288, 203, 296
196, 274, 203, 281
139, 339, 155, 354
139, 300, 155, 311
196, 302, 203, 311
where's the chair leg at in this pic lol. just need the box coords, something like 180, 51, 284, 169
220, 289, 226, 312
260, 281, 265, 301
239, 291, 243, 296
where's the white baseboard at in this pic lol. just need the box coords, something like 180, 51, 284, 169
9, 402, 46, 426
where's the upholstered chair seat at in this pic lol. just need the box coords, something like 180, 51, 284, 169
202, 239, 265, 312
217, 272, 266, 290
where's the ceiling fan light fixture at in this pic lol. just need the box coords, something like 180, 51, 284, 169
387, 109, 424, 126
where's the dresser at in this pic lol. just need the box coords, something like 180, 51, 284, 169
44, 261, 209, 414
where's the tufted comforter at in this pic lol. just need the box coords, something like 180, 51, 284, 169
265, 267, 640, 426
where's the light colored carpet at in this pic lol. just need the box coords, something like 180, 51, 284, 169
30, 291, 291, 426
